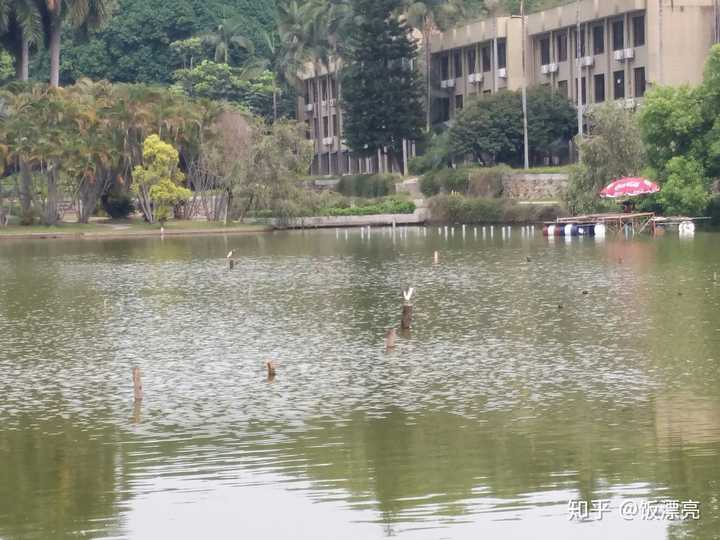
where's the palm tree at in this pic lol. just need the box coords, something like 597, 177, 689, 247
44, 0, 116, 87
406, 0, 466, 131
0, 0, 43, 80
201, 17, 253, 65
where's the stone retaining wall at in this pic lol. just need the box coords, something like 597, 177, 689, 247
502, 173, 569, 200
272, 209, 428, 229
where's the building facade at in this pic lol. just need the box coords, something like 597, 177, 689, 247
431, 0, 718, 123
298, 0, 719, 176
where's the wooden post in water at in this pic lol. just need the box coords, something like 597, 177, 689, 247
401, 288, 415, 330
433, 251, 439, 264
132, 367, 143, 402
385, 328, 396, 351
266, 360, 277, 381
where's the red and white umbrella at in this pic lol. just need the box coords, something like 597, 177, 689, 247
600, 177, 660, 199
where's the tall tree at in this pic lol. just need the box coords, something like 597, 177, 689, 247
0, 0, 43, 80
342, 0, 424, 171
44, 0, 116, 87
200, 16, 252, 65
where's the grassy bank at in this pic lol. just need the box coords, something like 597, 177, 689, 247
0, 218, 270, 240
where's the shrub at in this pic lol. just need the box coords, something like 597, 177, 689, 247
336, 174, 398, 198
467, 166, 509, 198
428, 193, 566, 224
102, 189, 135, 219
420, 167, 470, 197
409, 131, 452, 174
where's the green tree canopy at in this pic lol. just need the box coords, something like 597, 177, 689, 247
449, 86, 576, 166
564, 104, 644, 214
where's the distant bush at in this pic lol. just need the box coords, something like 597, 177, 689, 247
420, 167, 470, 197
251, 191, 415, 219
336, 174, 398, 198
101, 189, 135, 219
409, 131, 452, 174
428, 193, 566, 224
467, 166, 509, 198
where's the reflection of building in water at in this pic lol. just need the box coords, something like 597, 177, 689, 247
655, 393, 720, 447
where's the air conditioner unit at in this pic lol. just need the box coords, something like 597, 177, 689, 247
548, 63, 559, 73
497, 68, 508, 79
322, 136, 334, 145
624, 98, 636, 109
624, 48, 635, 60
614, 50, 625, 61
304, 103, 314, 112
581, 56, 594, 67
440, 80, 448, 88
446, 79, 455, 87
541, 64, 550, 75
328, 98, 336, 107
468, 73, 483, 83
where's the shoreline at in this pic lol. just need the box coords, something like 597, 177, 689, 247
0, 225, 274, 241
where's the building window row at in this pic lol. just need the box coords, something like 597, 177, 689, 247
540, 14, 645, 65
556, 66, 645, 104
437, 39, 507, 80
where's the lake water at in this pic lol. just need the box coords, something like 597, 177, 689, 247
1, 227, 719, 540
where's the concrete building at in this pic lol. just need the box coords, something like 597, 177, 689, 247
298, 0, 719, 175
431, 0, 718, 124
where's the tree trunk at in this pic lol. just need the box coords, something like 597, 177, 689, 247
15, 32, 30, 81
424, 24, 431, 132
18, 160, 33, 216
49, 23, 62, 88
272, 81, 278, 121
44, 167, 59, 226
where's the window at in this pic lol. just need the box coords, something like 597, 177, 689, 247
305, 80, 312, 103
612, 20, 624, 51
594, 73, 606, 102
634, 67, 646, 97
557, 34, 568, 62
322, 116, 329, 137
497, 40, 507, 69
467, 48, 477, 74
483, 89, 492, 95
453, 50, 463, 77
540, 37, 551, 65
441, 55, 450, 80
573, 29, 586, 58
558, 80, 569, 98
455, 94, 464, 110
614, 70, 625, 99
581, 77, 587, 105
593, 26, 604, 55
313, 118, 319, 139
332, 114, 338, 136
633, 15, 645, 47
330, 78, 337, 99
321, 79, 328, 101
481, 46, 491, 72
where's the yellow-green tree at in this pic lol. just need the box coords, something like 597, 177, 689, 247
132, 135, 190, 223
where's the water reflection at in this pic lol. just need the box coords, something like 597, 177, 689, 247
1, 229, 720, 539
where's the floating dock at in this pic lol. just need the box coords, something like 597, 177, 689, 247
544, 212, 700, 237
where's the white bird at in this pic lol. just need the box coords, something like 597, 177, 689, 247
403, 287, 415, 302
226, 251, 234, 259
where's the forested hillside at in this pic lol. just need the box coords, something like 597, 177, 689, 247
30, 0, 278, 85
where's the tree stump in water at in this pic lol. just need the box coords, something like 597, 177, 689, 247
385, 328, 396, 351
132, 367, 143, 402
266, 361, 277, 381
401, 304, 413, 330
